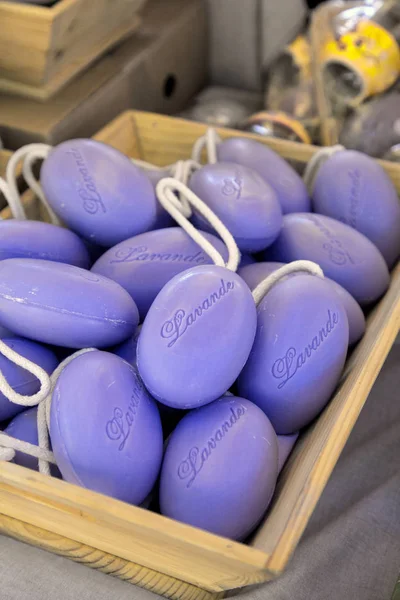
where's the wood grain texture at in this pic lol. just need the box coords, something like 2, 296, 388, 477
0, 0, 144, 98
0, 111, 399, 598
0, 513, 222, 600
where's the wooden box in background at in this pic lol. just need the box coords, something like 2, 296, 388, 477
0, 111, 399, 600
0, 0, 207, 150
0, 0, 146, 100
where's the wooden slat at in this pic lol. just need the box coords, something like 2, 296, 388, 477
0, 513, 221, 600
0, 462, 271, 592
0, 0, 145, 97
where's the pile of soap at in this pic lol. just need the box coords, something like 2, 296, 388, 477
0, 135, 398, 542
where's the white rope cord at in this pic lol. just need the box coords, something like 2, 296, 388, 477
191, 128, 221, 164
6, 143, 52, 221
0, 347, 96, 474
22, 148, 60, 225
303, 145, 344, 195
252, 260, 324, 307
0, 177, 17, 220
156, 175, 240, 272
0, 339, 51, 407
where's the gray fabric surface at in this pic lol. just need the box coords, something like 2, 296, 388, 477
1, 344, 400, 600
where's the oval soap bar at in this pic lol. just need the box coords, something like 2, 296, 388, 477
92, 228, 229, 319
238, 274, 349, 434
239, 261, 366, 346
0, 220, 90, 268
189, 162, 282, 252
160, 396, 278, 540
50, 351, 163, 504
41, 139, 158, 247
265, 213, 390, 305
0, 338, 58, 422
137, 265, 257, 409
312, 150, 400, 268
0, 259, 139, 348
217, 137, 311, 214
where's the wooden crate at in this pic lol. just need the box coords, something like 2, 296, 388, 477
0, 111, 400, 600
0, 0, 145, 101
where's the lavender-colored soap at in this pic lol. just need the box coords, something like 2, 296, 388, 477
217, 138, 311, 214
265, 213, 390, 305
41, 139, 158, 247
0, 338, 58, 422
239, 261, 366, 346
50, 351, 163, 504
312, 150, 400, 268
137, 265, 257, 409
160, 396, 278, 540
189, 162, 282, 252
0, 259, 139, 348
238, 254, 256, 267
277, 432, 299, 473
92, 228, 229, 320
238, 274, 349, 434
0, 220, 90, 268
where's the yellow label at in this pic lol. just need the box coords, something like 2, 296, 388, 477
321, 20, 400, 103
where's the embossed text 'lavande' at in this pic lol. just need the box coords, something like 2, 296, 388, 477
110, 245, 207, 264
160, 279, 235, 347
271, 309, 339, 388
67, 148, 106, 215
177, 404, 247, 488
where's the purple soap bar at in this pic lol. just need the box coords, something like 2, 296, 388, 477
160, 396, 278, 540
92, 228, 229, 320
0, 338, 58, 421
50, 351, 163, 504
312, 150, 400, 268
265, 213, 390, 305
0, 259, 139, 348
217, 138, 311, 214
112, 325, 142, 366
137, 265, 257, 409
239, 261, 366, 346
238, 274, 349, 434
41, 140, 158, 247
0, 220, 90, 268
277, 432, 299, 473
189, 162, 282, 252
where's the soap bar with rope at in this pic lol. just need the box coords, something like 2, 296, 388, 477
192, 131, 311, 214
189, 162, 283, 252
25, 140, 159, 248
50, 351, 163, 505
238, 273, 349, 434
238, 262, 366, 346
